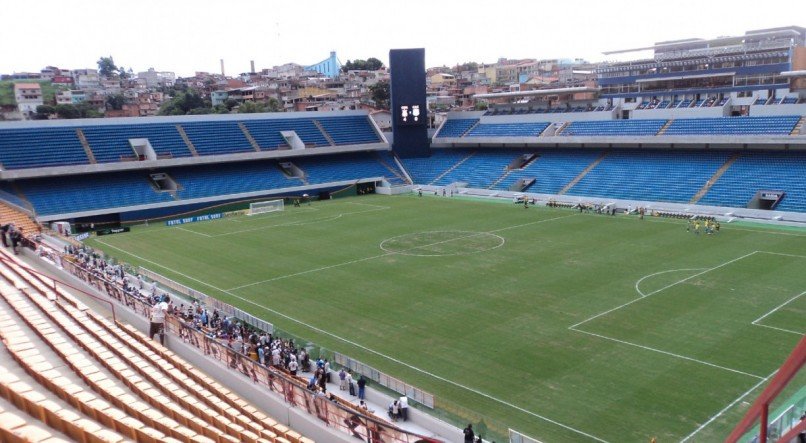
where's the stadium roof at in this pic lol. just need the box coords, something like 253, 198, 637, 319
602, 27, 804, 55
634, 72, 735, 83
473, 86, 599, 99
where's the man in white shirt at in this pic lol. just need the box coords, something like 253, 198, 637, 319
149, 296, 169, 345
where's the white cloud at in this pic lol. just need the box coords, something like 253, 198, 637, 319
1, 0, 803, 76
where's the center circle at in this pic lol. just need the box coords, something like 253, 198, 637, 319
379, 230, 505, 257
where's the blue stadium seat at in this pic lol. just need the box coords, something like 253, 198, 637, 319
82, 123, 192, 162
316, 116, 382, 145
664, 116, 800, 136
0, 127, 89, 169
561, 120, 666, 136
181, 121, 253, 155
15, 171, 173, 215
699, 152, 806, 212
243, 118, 330, 149
466, 122, 549, 137
436, 119, 479, 138
399, 150, 471, 184
567, 150, 731, 203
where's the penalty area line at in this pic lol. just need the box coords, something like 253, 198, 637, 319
679, 370, 776, 443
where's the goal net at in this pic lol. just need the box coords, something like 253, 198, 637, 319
248, 199, 284, 216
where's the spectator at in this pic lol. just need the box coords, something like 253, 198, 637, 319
399, 396, 409, 421
148, 295, 170, 345
339, 368, 347, 391
357, 375, 367, 400
464, 424, 475, 443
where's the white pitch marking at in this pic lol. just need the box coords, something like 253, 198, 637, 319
214, 206, 389, 237
345, 201, 391, 210
752, 323, 805, 336
679, 370, 776, 443
569, 251, 760, 330
93, 224, 608, 443
229, 213, 575, 290
634, 268, 706, 297
757, 251, 806, 259
571, 328, 764, 380
751, 291, 806, 325
174, 226, 212, 238
378, 230, 506, 257
227, 252, 393, 291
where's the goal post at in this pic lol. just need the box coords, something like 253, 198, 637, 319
248, 199, 284, 216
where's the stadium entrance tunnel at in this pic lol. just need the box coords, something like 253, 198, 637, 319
380, 230, 505, 256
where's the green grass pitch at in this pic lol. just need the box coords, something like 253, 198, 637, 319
85, 194, 806, 442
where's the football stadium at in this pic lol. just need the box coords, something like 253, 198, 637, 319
0, 26, 805, 443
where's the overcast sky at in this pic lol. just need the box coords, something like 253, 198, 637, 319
1, 0, 803, 77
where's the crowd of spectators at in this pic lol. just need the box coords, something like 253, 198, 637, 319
61, 243, 425, 436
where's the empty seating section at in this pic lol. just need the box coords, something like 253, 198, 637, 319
0, 183, 30, 209
561, 120, 666, 136
181, 121, 253, 155
170, 161, 293, 200
781, 97, 798, 104
664, 116, 800, 135
399, 150, 472, 184
699, 152, 806, 212
430, 150, 519, 187
82, 123, 191, 162
466, 122, 549, 137
374, 151, 408, 185
316, 116, 381, 145
15, 172, 172, 216
435, 119, 478, 138
0, 249, 312, 443
243, 118, 329, 149
567, 150, 730, 202
496, 150, 603, 194
294, 153, 395, 184
0, 127, 88, 169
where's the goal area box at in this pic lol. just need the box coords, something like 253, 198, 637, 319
248, 199, 284, 216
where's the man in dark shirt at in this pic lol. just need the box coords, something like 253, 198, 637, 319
463, 423, 475, 442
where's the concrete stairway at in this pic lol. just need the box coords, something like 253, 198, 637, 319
175, 125, 199, 156
689, 152, 741, 204
75, 129, 97, 164
239, 122, 262, 151
429, 151, 476, 185
558, 152, 608, 195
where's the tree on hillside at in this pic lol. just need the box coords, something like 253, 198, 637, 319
106, 94, 125, 110
34, 105, 55, 120
455, 62, 479, 73
266, 97, 282, 112
97, 56, 118, 78
55, 104, 80, 119
342, 58, 385, 73
158, 90, 210, 115
237, 101, 266, 113
369, 81, 390, 110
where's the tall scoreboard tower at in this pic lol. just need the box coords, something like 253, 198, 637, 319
389, 48, 430, 158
